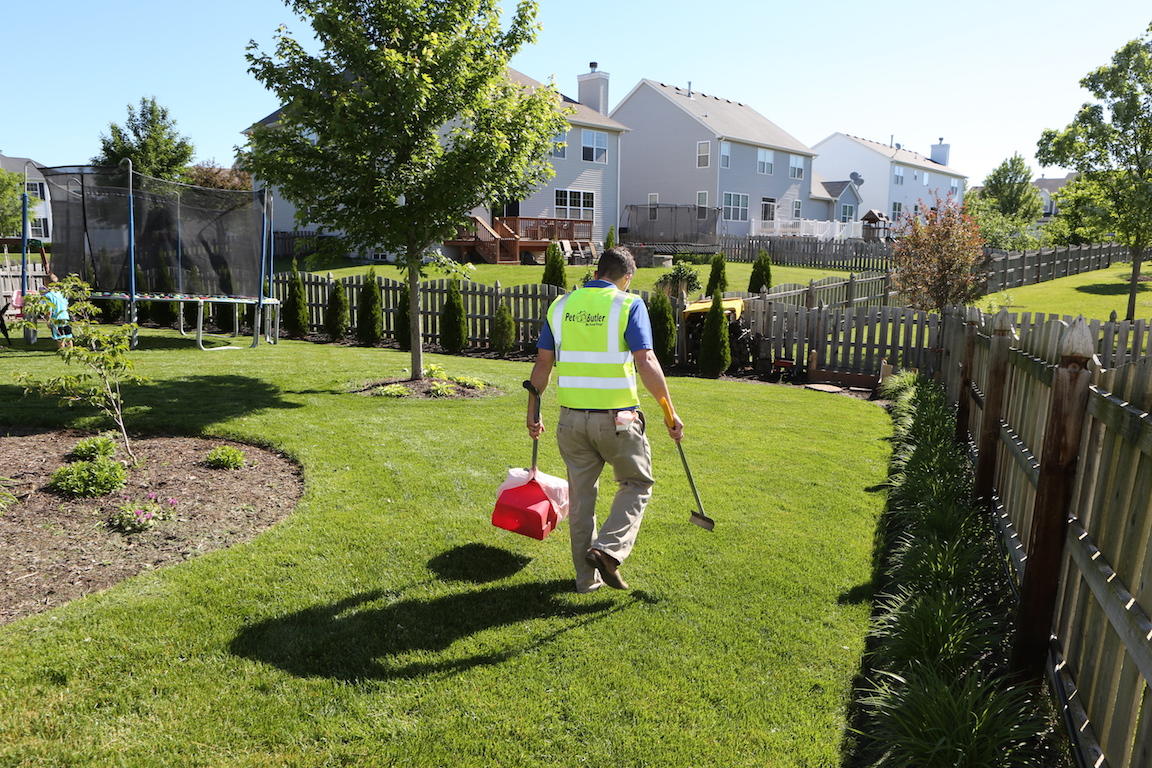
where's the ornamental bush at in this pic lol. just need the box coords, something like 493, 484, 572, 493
324, 278, 350, 341
705, 253, 727, 297
284, 258, 309, 338
357, 268, 383, 346
748, 249, 773, 293
205, 445, 246, 469
604, 225, 617, 250
440, 280, 468, 353
697, 292, 731, 378
491, 299, 515, 354
48, 459, 126, 498
648, 291, 677, 368
395, 281, 411, 351
541, 242, 567, 289
70, 435, 117, 461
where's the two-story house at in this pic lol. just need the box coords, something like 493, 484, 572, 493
612, 80, 820, 239
811, 134, 967, 225
0, 154, 52, 242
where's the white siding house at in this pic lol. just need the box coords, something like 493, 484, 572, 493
0, 154, 52, 242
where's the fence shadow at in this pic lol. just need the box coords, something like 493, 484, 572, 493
229, 579, 622, 681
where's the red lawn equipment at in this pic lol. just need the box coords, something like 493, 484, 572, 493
491, 381, 569, 539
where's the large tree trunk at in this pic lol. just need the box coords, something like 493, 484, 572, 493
1126, 243, 1144, 322
408, 251, 423, 380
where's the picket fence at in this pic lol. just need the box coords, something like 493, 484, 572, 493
939, 308, 1152, 768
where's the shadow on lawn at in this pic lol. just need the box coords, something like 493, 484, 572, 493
1076, 281, 1149, 296
229, 579, 625, 681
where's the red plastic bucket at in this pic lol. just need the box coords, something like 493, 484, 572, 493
492, 479, 558, 540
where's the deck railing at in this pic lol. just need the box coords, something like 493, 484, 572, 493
496, 216, 593, 242
749, 218, 863, 240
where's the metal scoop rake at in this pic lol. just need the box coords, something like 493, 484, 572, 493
659, 397, 715, 532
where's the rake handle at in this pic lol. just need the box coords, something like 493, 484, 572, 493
523, 380, 541, 472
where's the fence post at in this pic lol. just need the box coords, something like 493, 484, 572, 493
955, 307, 980, 444
1010, 318, 1095, 681
974, 309, 1013, 501
845, 273, 856, 308
804, 281, 816, 309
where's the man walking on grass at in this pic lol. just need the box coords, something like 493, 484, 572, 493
527, 247, 684, 593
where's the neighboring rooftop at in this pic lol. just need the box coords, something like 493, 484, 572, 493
629, 80, 814, 155
1033, 172, 1078, 194
830, 133, 965, 176
0, 154, 46, 177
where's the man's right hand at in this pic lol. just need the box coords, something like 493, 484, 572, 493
666, 414, 684, 442
527, 418, 545, 440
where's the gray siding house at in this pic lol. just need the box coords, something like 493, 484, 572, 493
810, 175, 863, 222
0, 154, 52, 242
812, 134, 967, 225
611, 80, 819, 238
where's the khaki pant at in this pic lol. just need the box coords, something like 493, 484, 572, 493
556, 407, 654, 592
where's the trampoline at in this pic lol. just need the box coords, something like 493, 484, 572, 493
40, 163, 280, 350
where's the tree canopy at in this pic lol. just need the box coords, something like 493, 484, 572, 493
92, 97, 195, 180
184, 160, 253, 190
980, 154, 1044, 221
243, 0, 569, 377
1037, 23, 1152, 320
1044, 175, 1116, 246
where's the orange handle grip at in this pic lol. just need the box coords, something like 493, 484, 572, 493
659, 397, 676, 429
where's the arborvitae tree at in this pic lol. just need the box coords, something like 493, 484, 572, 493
604, 225, 617, 250
324, 278, 349, 341
150, 262, 178, 326
440, 279, 468, 353
97, 299, 125, 324
648, 291, 677, 368
491, 299, 516, 355
357, 268, 383, 346
395, 281, 411, 351
213, 302, 234, 332
285, 258, 309, 338
748, 250, 773, 293
698, 291, 731, 378
541, 241, 567, 289
705, 253, 727, 297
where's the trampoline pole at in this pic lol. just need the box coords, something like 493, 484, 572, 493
21, 162, 32, 344
266, 194, 275, 343
177, 192, 186, 337
124, 159, 138, 348
252, 188, 268, 348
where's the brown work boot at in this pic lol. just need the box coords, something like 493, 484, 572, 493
585, 548, 629, 590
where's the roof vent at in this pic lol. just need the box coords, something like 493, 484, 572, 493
589, 62, 598, 71
895, 143, 902, 150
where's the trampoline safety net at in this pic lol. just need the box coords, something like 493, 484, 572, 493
41, 166, 267, 299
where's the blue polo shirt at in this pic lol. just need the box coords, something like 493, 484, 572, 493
536, 280, 653, 352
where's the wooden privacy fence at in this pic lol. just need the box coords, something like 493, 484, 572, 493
941, 307, 1152, 768
984, 243, 1130, 293
718, 235, 892, 271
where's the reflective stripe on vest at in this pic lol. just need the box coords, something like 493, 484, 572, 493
549, 286, 640, 409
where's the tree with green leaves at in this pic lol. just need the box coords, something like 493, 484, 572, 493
491, 299, 515, 354
243, 0, 569, 379
748, 249, 773, 293
1038, 24, 1152, 320
648, 291, 677, 368
705, 253, 727, 297
395, 282, 411, 351
893, 196, 986, 313
981, 154, 1044, 221
357, 269, 383, 346
284, 258, 309, 338
698, 292, 731, 378
0, 168, 33, 238
91, 97, 194, 180
1045, 176, 1116, 246
324, 278, 349, 341
440, 280, 468, 353
541, 241, 567, 289
963, 192, 1040, 251
183, 160, 252, 191
604, 225, 617, 250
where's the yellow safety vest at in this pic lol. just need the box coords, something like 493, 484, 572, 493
548, 286, 641, 409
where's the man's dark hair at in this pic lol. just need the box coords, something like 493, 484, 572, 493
595, 247, 636, 281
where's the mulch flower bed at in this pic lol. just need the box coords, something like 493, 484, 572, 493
0, 428, 303, 625
351, 377, 502, 399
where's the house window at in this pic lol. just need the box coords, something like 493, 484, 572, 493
581, 129, 607, 163
556, 189, 594, 220
792, 200, 803, 218
891, 201, 903, 220
719, 141, 731, 169
923, 171, 930, 187
950, 179, 959, 197
789, 155, 804, 180
761, 197, 776, 221
551, 131, 567, 159
696, 191, 709, 220
757, 148, 774, 175
25, 182, 45, 200
697, 141, 710, 168
29, 218, 49, 238
894, 166, 904, 185
840, 204, 855, 222
722, 192, 748, 222
647, 193, 659, 220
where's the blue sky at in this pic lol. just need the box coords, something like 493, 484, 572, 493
5, 0, 1150, 185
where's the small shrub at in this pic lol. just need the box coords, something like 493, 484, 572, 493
541, 241, 567, 289
672, 252, 713, 265
440, 280, 468, 353
213, 302, 235, 333
205, 445, 246, 470
423, 363, 447, 379
48, 459, 127, 498
70, 435, 118, 461
697, 292, 731, 378
284, 258, 310, 338
654, 263, 703, 297
427, 381, 457, 398
491, 300, 516, 354
108, 503, 157, 534
96, 298, 125, 324
648, 291, 677, 367
357, 268, 383, 346
0, 478, 16, 515
604, 225, 617, 250
372, 383, 410, 398
324, 278, 350, 341
449, 375, 487, 390
705, 253, 727, 297
748, 249, 773, 293
395, 281, 412, 351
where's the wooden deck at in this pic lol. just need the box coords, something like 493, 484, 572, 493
446, 216, 595, 264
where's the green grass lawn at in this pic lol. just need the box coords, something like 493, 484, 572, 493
307, 261, 852, 295
0, 332, 889, 767
983, 264, 1152, 321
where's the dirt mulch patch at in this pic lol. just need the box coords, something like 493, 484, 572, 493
0, 428, 303, 625
351, 377, 502, 399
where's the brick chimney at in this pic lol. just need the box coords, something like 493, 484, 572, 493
931, 137, 950, 166
577, 62, 609, 115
